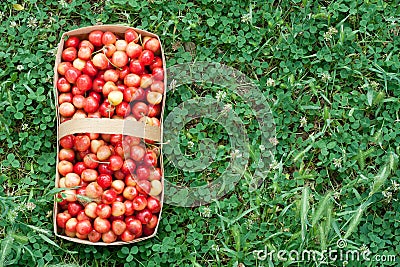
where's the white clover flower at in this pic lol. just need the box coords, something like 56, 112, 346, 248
382, 190, 392, 199
216, 91, 226, 102
211, 244, 220, 252
17, 65, 24, 71
220, 103, 232, 116
7, 209, 18, 223
200, 207, 212, 218
269, 137, 279, 146
329, 27, 338, 35
26, 202, 36, 211
370, 81, 379, 89
321, 72, 331, 82
27, 18, 38, 28
241, 13, 251, 23
391, 180, 399, 190
269, 160, 279, 170
323, 27, 338, 41
323, 32, 332, 41
187, 141, 194, 149
14, 204, 25, 212
266, 78, 275, 87
333, 157, 342, 168
223, 103, 232, 112
10, 21, 18, 28
246, 219, 254, 229
58, 0, 68, 8
230, 149, 242, 159
300, 116, 307, 128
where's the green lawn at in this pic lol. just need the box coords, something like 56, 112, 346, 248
0, 0, 399, 266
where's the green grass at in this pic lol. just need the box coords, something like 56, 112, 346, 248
0, 0, 400, 266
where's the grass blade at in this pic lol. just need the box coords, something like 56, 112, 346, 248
22, 246, 36, 264
389, 151, 398, 172
311, 191, 332, 226
23, 224, 52, 236
318, 223, 326, 250
344, 205, 364, 239
293, 144, 313, 163
300, 187, 310, 243
0, 235, 14, 267
370, 165, 390, 196
38, 234, 62, 250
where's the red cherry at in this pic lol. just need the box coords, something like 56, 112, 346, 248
97, 174, 113, 189
139, 50, 154, 66
65, 36, 80, 48
89, 30, 104, 47
125, 29, 139, 43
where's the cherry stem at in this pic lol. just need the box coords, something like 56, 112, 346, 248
91, 47, 106, 56
102, 50, 123, 70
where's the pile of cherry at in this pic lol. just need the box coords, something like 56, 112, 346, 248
56, 29, 163, 243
